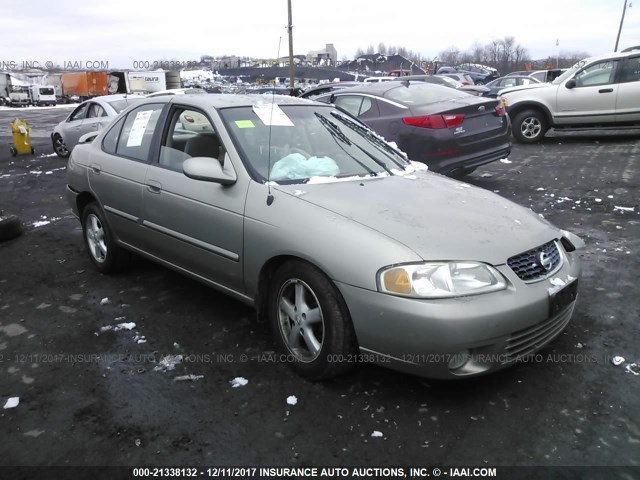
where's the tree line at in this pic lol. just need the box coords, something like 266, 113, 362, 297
353, 38, 590, 74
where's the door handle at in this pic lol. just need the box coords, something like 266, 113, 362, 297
598, 88, 613, 93
146, 180, 162, 193
90, 164, 101, 174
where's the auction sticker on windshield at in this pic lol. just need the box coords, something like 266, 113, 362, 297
252, 103, 294, 126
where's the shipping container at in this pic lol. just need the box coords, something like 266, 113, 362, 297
61, 72, 109, 98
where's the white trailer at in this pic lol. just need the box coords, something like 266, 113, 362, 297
127, 71, 167, 93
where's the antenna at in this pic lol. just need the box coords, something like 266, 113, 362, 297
266, 36, 282, 206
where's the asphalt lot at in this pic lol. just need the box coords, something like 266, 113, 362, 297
0, 106, 639, 474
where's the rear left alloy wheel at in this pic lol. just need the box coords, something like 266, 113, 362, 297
81, 203, 129, 273
269, 260, 358, 380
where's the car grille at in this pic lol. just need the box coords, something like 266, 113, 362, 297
507, 240, 562, 282
502, 302, 575, 362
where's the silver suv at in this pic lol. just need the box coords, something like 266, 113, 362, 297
500, 47, 640, 143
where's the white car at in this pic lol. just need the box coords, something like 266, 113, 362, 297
501, 48, 640, 143
51, 94, 143, 158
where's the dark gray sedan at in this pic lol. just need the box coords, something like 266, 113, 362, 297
484, 75, 542, 97
51, 94, 143, 158
317, 81, 511, 176
66, 94, 582, 380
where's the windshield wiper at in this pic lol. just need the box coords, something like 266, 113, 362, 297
330, 112, 409, 170
315, 112, 393, 176
314, 112, 380, 177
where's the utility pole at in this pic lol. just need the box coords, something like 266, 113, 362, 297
287, 0, 295, 94
614, 0, 628, 52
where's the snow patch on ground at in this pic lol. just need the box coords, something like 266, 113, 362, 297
500, 158, 512, 164
612, 356, 625, 366
287, 395, 298, 406
3, 397, 19, 409
31, 215, 61, 228
99, 322, 136, 333
154, 355, 183, 372
371, 431, 384, 438
625, 363, 639, 376
230, 377, 248, 388
174, 374, 204, 382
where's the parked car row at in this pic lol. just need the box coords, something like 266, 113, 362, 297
437, 64, 499, 85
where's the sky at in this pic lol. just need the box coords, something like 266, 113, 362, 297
0, 0, 638, 69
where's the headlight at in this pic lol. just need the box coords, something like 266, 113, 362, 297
378, 262, 507, 298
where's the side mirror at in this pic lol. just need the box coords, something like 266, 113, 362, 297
79, 131, 99, 144
183, 156, 237, 185
565, 79, 577, 89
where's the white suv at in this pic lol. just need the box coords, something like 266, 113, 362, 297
500, 47, 640, 143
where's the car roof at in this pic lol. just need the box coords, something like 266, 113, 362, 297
138, 93, 319, 109
74, 94, 142, 106
573, 49, 640, 66
146, 88, 206, 97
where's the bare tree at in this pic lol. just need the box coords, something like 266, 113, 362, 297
439, 46, 461, 66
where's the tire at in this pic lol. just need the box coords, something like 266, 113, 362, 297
81, 203, 130, 273
0, 215, 23, 242
512, 109, 548, 144
475, 80, 484, 85
52, 134, 70, 158
268, 260, 358, 380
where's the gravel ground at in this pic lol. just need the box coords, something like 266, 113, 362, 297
0, 107, 638, 474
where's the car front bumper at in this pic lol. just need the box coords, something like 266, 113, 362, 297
335, 248, 581, 379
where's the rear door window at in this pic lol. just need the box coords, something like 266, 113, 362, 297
115, 104, 164, 162
68, 104, 88, 122
620, 56, 640, 83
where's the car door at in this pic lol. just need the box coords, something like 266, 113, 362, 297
140, 104, 246, 292
62, 103, 90, 148
87, 103, 165, 249
615, 54, 640, 123
555, 59, 621, 125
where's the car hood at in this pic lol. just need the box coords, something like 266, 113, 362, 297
499, 83, 550, 95
275, 172, 559, 266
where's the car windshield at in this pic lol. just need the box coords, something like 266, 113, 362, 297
40, 88, 55, 95
220, 104, 410, 184
552, 63, 583, 84
385, 83, 468, 105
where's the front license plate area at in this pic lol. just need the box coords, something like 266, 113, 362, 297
549, 280, 578, 316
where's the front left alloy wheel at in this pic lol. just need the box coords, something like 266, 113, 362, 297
53, 134, 70, 158
269, 260, 358, 380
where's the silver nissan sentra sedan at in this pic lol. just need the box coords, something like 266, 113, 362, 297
65, 94, 583, 380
